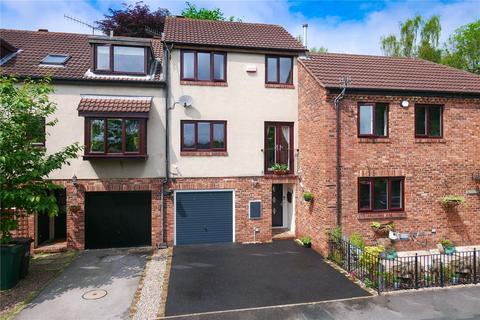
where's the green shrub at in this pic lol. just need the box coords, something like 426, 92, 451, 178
349, 233, 365, 249
301, 236, 312, 246
303, 192, 314, 201
327, 226, 342, 241
271, 163, 288, 171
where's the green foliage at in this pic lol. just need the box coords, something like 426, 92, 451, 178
327, 226, 342, 241
303, 192, 313, 201
381, 15, 442, 62
182, 2, 240, 21
271, 163, 288, 171
440, 238, 454, 249
371, 221, 395, 231
0, 76, 82, 243
360, 245, 384, 272
301, 236, 312, 246
441, 195, 466, 207
310, 46, 328, 53
349, 233, 365, 249
442, 20, 480, 75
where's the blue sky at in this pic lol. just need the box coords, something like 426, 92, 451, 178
1, 0, 478, 55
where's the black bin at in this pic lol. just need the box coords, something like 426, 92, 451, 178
10, 237, 33, 279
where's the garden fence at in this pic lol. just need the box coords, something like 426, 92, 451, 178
328, 236, 479, 293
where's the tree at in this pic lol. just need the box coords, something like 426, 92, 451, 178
310, 46, 328, 53
0, 76, 82, 243
96, 2, 170, 38
381, 15, 442, 62
181, 2, 239, 21
442, 20, 480, 75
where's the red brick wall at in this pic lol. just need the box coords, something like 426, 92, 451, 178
165, 176, 297, 245
297, 61, 480, 253
16, 178, 163, 250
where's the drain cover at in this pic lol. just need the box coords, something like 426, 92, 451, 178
82, 289, 107, 300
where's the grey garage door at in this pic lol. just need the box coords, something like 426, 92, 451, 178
85, 191, 151, 249
176, 191, 233, 245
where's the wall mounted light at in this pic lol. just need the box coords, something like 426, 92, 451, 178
71, 174, 78, 187
251, 177, 259, 188
400, 100, 409, 108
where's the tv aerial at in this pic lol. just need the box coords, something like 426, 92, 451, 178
64, 14, 100, 35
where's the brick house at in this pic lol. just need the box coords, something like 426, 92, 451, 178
296, 53, 480, 255
0, 17, 307, 249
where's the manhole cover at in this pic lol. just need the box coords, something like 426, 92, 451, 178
82, 289, 107, 300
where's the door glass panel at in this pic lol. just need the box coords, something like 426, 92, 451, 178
125, 119, 140, 152
212, 123, 225, 149
213, 53, 225, 80
182, 52, 194, 79
267, 57, 278, 82
107, 119, 122, 153
182, 123, 195, 149
428, 106, 442, 136
359, 105, 373, 135
197, 52, 211, 81
359, 180, 371, 209
90, 119, 105, 152
266, 126, 276, 169
279, 126, 290, 168
373, 178, 388, 210
415, 106, 426, 135
197, 122, 211, 149
375, 104, 387, 136
391, 180, 402, 209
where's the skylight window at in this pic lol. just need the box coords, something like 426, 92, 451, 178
41, 54, 69, 65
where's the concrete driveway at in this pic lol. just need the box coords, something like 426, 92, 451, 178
165, 240, 369, 317
17, 248, 149, 320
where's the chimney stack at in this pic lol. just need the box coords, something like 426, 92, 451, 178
302, 23, 308, 48
38, 29, 48, 32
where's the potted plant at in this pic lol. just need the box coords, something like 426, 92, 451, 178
384, 247, 398, 260
440, 239, 456, 255
371, 221, 395, 237
301, 236, 312, 248
69, 205, 81, 213
271, 163, 289, 175
303, 192, 314, 202
441, 195, 466, 208
0, 76, 82, 290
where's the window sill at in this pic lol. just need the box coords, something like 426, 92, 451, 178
358, 211, 406, 220
83, 154, 148, 160
415, 138, 446, 143
180, 80, 228, 87
358, 138, 391, 143
180, 151, 228, 157
263, 173, 297, 180
265, 83, 295, 89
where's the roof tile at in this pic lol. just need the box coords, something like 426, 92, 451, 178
77, 96, 152, 113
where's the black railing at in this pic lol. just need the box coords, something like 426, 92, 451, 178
328, 236, 479, 293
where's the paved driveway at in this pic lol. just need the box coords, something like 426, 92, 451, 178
17, 248, 149, 320
165, 240, 369, 317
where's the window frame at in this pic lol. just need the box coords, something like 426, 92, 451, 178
180, 120, 227, 152
41, 54, 70, 65
93, 44, 148, 75
180, 50, 227, 82
265, 55, 294, 85
84, 117, 147, 158
264, 122, 295, 174
357, 102, 389, 138
358, 177, 405, 213
415, 104, 443, 138
30, 117, 46, 147
249, 200, 262, 220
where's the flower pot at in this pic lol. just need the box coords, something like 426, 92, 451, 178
0, 244, 24, 290
386, 252, 398, 260
374, 229, 390, 238
303, 243, 311, 248
10, 237, 33, 279
273, 170, 289, 175
444, 246, 456, 255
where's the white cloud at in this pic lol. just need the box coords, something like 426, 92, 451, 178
1, 0, 478, 54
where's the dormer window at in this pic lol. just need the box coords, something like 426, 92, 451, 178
41, 54, 69, 65
94, 44, 147, 75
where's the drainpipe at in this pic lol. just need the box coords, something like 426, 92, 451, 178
333, 78, 349, 228
161, 40, 173, 247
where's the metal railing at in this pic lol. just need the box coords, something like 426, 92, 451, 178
328, 236, 479, 293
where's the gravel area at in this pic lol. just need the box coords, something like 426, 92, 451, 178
0, 250, 77, 320
131, 248, 169, 320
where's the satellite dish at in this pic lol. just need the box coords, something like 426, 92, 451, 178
177, 95, 193, 108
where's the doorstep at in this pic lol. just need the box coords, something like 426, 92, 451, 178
33, 241, 68, 254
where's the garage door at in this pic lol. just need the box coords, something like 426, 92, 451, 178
176, 191, 233, 245
85, 191, 151, 249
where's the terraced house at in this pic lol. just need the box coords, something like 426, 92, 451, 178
1, 17, 479, 253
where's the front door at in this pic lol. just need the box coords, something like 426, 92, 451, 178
265, 122, 294, 174
272, 184, 283, 227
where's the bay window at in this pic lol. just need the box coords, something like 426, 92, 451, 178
358, 177, 404, 212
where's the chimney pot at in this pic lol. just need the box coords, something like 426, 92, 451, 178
302, 23, 308, 48
38, 29, 48, 32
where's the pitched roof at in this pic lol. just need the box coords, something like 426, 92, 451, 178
0, 29, 163, 83
77, 96, 152, 113
300, 53, 480, 94
164, 17, 306, 53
